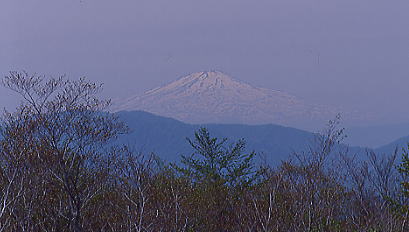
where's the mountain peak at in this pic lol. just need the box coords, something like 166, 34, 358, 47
165, 71, 239, 91
191, 70, 233, 81
191, 70, 227, 79
141, 71, 254, 98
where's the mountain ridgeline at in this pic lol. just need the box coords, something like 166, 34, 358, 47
116, 110, 316, 164
116, 110, 374, 165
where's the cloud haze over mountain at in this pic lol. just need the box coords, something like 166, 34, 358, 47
1, 0, 409, 126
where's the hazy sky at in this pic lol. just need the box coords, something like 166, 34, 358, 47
1, 0, 409, 125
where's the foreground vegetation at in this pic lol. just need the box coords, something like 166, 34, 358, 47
0, 72, 408, 231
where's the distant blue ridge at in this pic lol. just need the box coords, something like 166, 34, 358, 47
115, 110, 370, 165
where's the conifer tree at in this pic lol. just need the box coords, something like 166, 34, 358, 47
176, 127, 256, 187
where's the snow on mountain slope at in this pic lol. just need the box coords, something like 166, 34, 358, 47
112, 71, 336, 128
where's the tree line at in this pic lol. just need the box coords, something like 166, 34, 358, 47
0, 71, 408, 232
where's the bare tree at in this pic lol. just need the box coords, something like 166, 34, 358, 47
0, 71, 127, 232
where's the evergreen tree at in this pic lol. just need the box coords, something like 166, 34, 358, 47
176, 127, 256, 187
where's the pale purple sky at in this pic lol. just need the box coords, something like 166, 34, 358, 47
1, 0, 409, 125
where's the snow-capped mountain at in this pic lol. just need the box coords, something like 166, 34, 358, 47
113, 71, 337, 129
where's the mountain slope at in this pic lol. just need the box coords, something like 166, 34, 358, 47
345, 123, 409, 148
115, 110, 365, 165
375, 135, 409, 155
113, 71, 336, 129
116, 110, 318, 164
